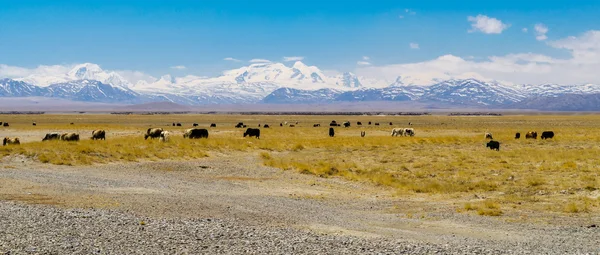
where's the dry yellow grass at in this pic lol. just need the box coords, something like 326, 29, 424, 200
1, 113, 599, 216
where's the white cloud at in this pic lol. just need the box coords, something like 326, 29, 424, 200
534, 23, 549, 41
170, 65, 186, 70
522, 28, 528, 33
398, 15, 404, 19
409, 43, 420, 49
362, 56, 370, 61
355, 30, 600, 85
223, 57, 241, 62
116, 70, 156, 85
357, 61, 372, 66
249, 59, 271, 63
283, 56, 304, 62
0, 64, 70, 78
404, 9, 416, 15
467, 15, 509, 34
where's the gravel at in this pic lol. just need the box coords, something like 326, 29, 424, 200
0, 202, 502, 254
1, 155, 599, 254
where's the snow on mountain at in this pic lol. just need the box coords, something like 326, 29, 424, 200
262, 87, 340, 104
420, 79, 526, 106
46, 80, 139, 103
16, 63, 131, 88
0, 78, 49, 96
517, 83, 600, 97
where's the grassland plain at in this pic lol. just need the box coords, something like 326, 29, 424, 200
1, 113, 599, 219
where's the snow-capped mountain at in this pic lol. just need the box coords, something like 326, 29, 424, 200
0, 78, 49, 96
3, 61, 600, 110
262, 88, 341, 104
517, 83, 600, 97
46, 80, 139, 102
420, 79, 526, 105
16, 63, 131, 88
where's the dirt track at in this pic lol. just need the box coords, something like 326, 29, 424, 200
1, 153, 599, 254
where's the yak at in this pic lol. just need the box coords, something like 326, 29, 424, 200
61, 133, 80, 141
485, 133, 493, 139
3, 137, 20, 146
91, 130, 106, 140
329, 127, 335, 137
42, 132, 61, 141
391, 128, 404, 137
525, 131, 538, 139
145, 128, 164, 140
159, 131, 171, 142
210, 123, 217, 127
243, 128, 260, 139
486, 140, 500, 151
541, 131, 554, 139
515, 132, 521, 139
183, 128, 209, 139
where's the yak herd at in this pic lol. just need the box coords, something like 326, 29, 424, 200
2, 120, 555, 152
485, 131, 555, 151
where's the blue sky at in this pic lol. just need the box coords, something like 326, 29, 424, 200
2, 0, 600, 84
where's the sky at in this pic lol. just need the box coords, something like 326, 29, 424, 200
2, 0, 600, 85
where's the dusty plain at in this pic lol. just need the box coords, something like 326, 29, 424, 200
0, 113, 599, 254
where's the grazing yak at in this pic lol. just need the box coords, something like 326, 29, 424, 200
193, 123, 199, 127
541, 131, 554, 139
235, 122, 244, 128
389, 122, 393, 125
374, 123, 380, 126
525, 131, 538, 139
32, 122, 37, 126
61, 133, 80, 141
42, 132, 61, 141
210, 123, 217, 127
3, 122, 9, 127
313, 124, 320, 127
404, 128, 415, 137
343, 122, 350, 128
330, 121, 338, 127
91, 130, 106, 140
243, 128, 260, 139
329, 127, 335, 137
391, 128, 404, 137
360, 131, 366, 137
289, 125, 295, 127
486, 140, 500, 151
515, 132, 521, 139
3, 137, 20, 146
485, 133, 493, 139
145, 128, 164, 140
368, 121, 372, 125
172, 123, 176, 126
264, 124, 270, 128
159, 131, 171, 142
176, 123, 182, 127
184, 128, 209, 139
357, 122, 362, 125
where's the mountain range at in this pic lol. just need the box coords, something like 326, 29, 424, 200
2, 62, 600, 110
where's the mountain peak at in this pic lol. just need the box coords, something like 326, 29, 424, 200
292, 61, 309, 69
68, 63, 104, 79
